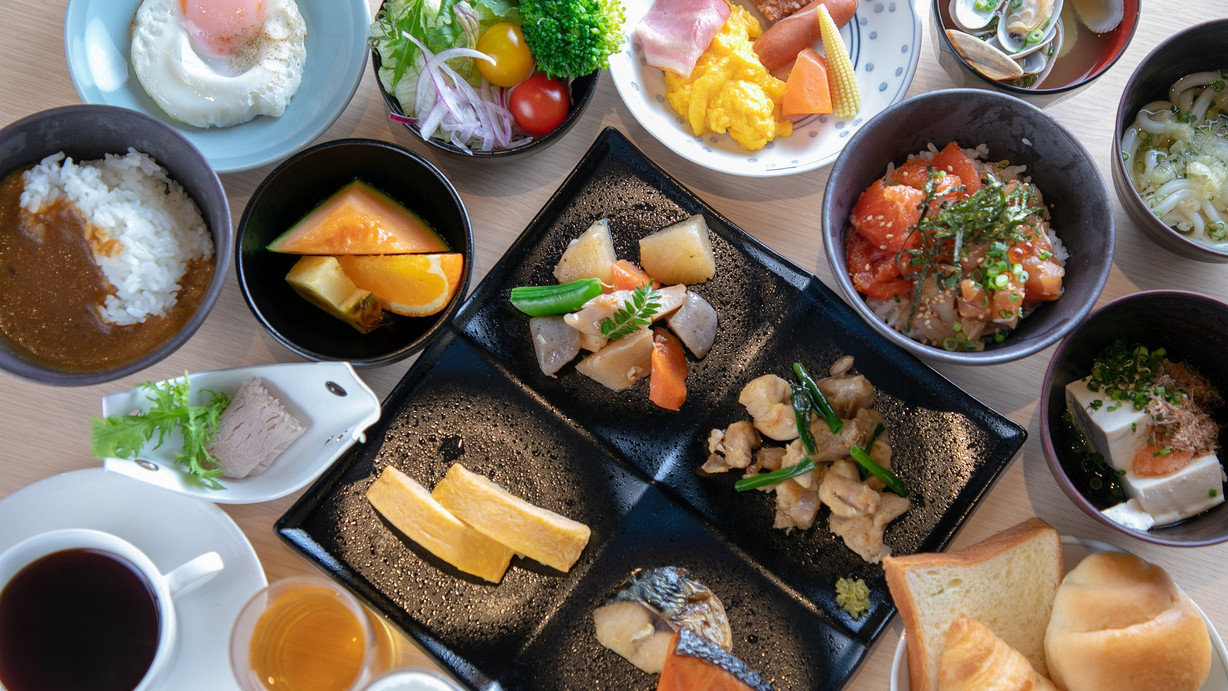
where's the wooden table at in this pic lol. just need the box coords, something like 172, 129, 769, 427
1, 1, 1224, 688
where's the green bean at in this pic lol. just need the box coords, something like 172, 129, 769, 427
509, 278, 601, 316
792, 362, 843, 433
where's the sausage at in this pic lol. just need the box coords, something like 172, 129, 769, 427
753, 0, 859, 72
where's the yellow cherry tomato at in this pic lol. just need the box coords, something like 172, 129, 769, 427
475, 23, 535, 88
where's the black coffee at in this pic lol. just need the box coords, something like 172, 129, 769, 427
0, 548, 161, 691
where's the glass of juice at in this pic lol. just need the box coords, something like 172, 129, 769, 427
231, 576, 394, 691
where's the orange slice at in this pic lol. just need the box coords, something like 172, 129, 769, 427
335, 253, 464, 317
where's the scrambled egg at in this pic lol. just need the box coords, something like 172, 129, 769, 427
664, 4, 792, 151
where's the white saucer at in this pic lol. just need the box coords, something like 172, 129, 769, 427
0, 468, 266, 691
889, 535, 1228, 690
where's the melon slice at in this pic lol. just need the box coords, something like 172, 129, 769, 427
267, 180, 450, 255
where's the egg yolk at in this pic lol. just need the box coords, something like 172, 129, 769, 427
180, 0, 266, 57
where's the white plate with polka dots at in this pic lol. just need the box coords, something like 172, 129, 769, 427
609, 0, 923, 177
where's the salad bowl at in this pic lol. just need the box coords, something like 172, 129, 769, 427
369, 0, 600, 160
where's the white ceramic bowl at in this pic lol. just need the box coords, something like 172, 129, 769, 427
99, 362, 380, 503
64, 0, 370, 173
608, 0, 922, 176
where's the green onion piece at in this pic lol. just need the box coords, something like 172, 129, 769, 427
855, 422, 886, 480
509, 278, 602, 316
793, 362, 843, 433
792, 385, 817, 454
849, 445, 908, 497
735, 456, 816, 492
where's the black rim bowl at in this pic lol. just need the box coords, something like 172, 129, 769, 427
368, 11, 600, 160
235, 138, 473, 366
1111, 19, 1228, 263
0, 105, 231, 386
929, 0, 1141, 107
821, 88, 1113, 366
1040, 290, 1228, 546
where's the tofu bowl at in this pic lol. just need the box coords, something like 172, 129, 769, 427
1040, 290, 1228, 546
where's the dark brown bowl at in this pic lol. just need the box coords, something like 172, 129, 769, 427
1112, 20, 1228, 262
235, 138, 473, 367
821, 88, 1113, 365
930, 0, 1140, 108
1040, 290, 1228, 546
0, 105, 231, 386
369, 2, 599, 161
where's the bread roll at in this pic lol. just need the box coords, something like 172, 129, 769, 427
884, 518, 1062, 691
938, 618, 1056, 691
1044, 551, 1211, 691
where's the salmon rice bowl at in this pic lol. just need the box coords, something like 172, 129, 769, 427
844, 141, 1068, 352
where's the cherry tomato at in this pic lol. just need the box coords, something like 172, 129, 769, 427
510, 75, 570, 136
475, 23, 534, 88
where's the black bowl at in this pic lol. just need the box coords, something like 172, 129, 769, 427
235, 138, 473, 366
1040, 290, 1228, 546
0, 105, 231, 386
821, 88, 1113, 365
369, 3, 600, 161
1112, 20, 1228, 262
929, 0, 1140, 108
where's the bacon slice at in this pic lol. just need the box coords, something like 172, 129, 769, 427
635, 0, 730, 78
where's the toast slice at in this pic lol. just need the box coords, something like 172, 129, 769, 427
883, 517, 1062, 691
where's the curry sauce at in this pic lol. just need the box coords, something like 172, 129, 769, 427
0, 166, 213, 372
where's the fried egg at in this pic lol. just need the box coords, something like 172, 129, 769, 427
130, 0, 307, 129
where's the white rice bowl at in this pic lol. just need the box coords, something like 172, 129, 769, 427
19, 149, 214, 326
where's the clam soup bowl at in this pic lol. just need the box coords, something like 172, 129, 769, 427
930, 0, 1140, 108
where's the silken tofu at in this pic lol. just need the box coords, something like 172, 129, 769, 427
1068, 375, 1226, 526
1124, 453, 1225, 525
1065, 377, 1148, 472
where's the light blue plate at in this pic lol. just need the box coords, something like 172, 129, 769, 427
64, 0, 369, 173
609, 0, 923, 177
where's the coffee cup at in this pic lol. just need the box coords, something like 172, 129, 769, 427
0, 528, 223, 691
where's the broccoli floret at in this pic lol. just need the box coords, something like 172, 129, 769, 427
520, 0, 625, 79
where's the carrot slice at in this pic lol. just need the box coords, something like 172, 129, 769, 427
782, 48, 832, 116
610, 259, 657, 292
649, 328, 688, 411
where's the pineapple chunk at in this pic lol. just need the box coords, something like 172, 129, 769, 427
554, 219, 616, 285
285, 256, 386, 333
639, 215, 715, 285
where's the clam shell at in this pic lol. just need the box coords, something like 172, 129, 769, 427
1070, 0, 1123, 33
1000, 0, 1057, 51
947, 29, 1026, 80
950, 0, 1006, 31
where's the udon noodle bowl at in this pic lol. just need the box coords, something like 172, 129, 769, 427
1120, 69, 1228, 248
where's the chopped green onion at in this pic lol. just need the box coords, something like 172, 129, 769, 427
510, 279, 601, 316
793, 362, 843, 433
849, 445, 908, 497
735, 457, 816, 492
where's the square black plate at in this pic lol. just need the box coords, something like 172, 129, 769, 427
277, 128, 1027, 690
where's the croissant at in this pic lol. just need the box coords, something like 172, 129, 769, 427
938, 618, 1056, 691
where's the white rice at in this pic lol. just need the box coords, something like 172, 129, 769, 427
19, 149, 213, 326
